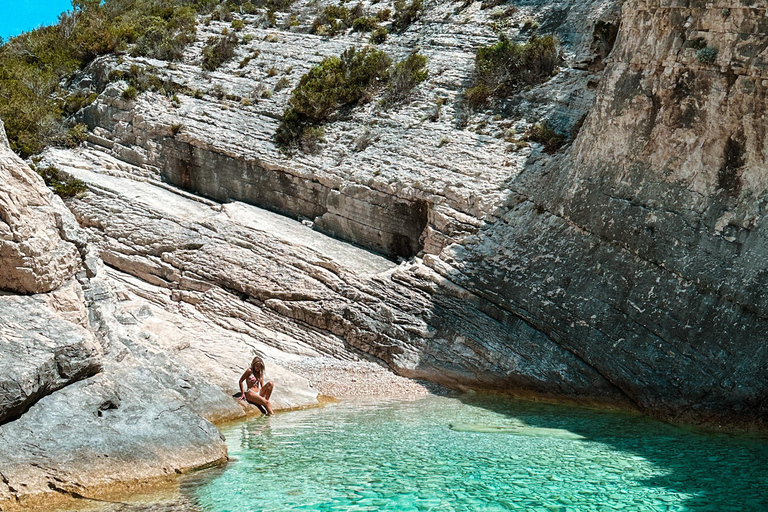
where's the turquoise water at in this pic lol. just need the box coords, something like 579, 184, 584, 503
182, 395, 768, 511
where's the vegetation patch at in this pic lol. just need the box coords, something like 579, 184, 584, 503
311, 4, 363, 37
274, 46, 390, 151
370, 27, 388, 44
0, 0, 223, 157
381, 53, 429, 107
64, 123, 89, 148
36, 165, 88, 197
275, 47, 428, 153
202, 32, 239, 71
524, 123, 566, 153
352, 17, 378, 33
465, 35, 560, 108
696, 47, 718, 63
392, 0, 423, 32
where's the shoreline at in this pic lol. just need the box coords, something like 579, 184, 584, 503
9, 355, 768, 512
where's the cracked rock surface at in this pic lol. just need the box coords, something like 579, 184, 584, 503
57, 0, 768, 430
0, 145, 80, 294
4, 0, 768, 508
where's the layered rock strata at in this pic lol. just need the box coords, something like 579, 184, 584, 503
4, 0, 768, 508
0, 145, 81, 294
0, 137, 320, 510
63, 0, 768, 429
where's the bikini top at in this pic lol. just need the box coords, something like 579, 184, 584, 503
247, 373, 260, 388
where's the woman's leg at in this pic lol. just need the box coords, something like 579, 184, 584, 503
245, 389, 274, 415
259, 381, 274, 401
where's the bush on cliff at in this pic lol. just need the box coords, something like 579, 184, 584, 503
275, 47, 429, 153
0, 0, 218, 157
524, 123, 566, 153
36, 165, 88, 197
202, 32, 239, 71
465, 34, 560, 108
311, 4, 363, 36
274, 46, 390, 151
392, 0, 423, 32
381, 53, 429, 107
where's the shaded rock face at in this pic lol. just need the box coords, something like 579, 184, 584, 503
440, 0, 768, 427
0, 149, 81, 294
160, 140, 430, 258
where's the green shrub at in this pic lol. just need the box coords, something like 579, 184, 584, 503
311, 5, 353, 36
393, 0, 422, 32
352, 17, 378, 32
467, 35, 559, 107
63, 91, 99, 115
381, 53, 428, 107
122, 85, 139, 100
36, 165, 88, 197
241, 2, 257, 14
696, 47, 717, 63
202, 33, 238, 71
464, 84, 492, 108
0, 0, 213, 157
65, 123, 89, 148
131, 7, 197, 61
376, 8, 392, 21
524, 123, 565, 153
275, 46, 391, 151
231, 19, 245, 31
289, 46, 390, 121
370, 27, 388, 44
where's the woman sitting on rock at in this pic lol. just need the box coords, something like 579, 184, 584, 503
238, 356, 274, 416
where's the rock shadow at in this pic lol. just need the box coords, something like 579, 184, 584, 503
453, 393, 768, 511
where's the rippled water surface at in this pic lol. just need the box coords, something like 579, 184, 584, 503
182, 395, 768, 511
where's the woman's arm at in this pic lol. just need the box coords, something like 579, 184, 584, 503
238, 370, 250, 399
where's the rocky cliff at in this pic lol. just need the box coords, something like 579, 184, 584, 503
2, 0, 768, 508
0, 129, 320, 509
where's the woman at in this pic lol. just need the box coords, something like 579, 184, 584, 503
238, 356, 275, 416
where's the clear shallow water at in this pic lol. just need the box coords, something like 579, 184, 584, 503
182, 395, 768, 512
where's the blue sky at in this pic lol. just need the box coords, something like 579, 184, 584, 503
0, 0, 73, 40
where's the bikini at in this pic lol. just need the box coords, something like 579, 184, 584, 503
247, 373, 260, 392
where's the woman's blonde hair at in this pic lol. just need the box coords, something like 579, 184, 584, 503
250, 356, 265, 381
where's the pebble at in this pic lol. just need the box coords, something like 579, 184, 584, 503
281, 356, 449, 400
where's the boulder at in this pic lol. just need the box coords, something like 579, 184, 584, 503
0, 282, 102, 424
0, 143, 80, 294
